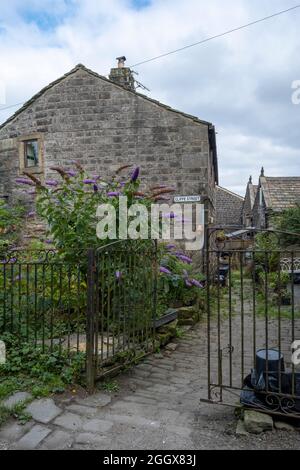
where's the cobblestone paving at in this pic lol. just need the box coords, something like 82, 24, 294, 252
1, 318, 300, 450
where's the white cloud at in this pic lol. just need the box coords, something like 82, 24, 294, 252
0, 0, 299, 193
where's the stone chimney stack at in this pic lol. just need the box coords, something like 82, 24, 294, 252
109, 56, 135, 91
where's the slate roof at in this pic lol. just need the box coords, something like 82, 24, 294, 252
261, 176, 300, 211
249, 184, 258, 209
0, 64, 218, 182
216, 186, 244, 226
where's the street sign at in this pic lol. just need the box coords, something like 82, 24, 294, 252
174, 195, 202, 203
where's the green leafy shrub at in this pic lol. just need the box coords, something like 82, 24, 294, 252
157, 244, 205, 313
277, 204, 300, 247
14, 164, 205, 320
0, 200, 24, 257
254, 233, 280, 273
0, 333, 85, 397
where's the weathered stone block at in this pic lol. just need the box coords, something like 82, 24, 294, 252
157, 332, 172, 346
244, 410, 273, 434
16, 424, 51, 450
82, 418, 113, 433
236, 419, 249, 436
178, 318, 196, 327
157, 319, 178, 336
165, 343, 178, 352
54, 412, 84, 431
274, 420, 297, 432
25, 398, 62, 424
177, 306, 197, 318
0, 420, 33, 441
41, 429, 73, 450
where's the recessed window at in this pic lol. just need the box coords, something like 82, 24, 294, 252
24, 140, 39, 168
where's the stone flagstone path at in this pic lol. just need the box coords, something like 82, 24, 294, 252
1, 322, 300, 450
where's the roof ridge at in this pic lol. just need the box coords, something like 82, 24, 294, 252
266, 176, 300, 180
217, 185, 244, 200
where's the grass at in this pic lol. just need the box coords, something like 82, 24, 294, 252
100, 380, 120, 393
0, 375, 69, 426
175, 327, 185, 338
0, 376, 67, 402
0, 400, 32, 427
0, 337, 86, 427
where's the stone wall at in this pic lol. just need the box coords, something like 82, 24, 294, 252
0, 66, 215, 202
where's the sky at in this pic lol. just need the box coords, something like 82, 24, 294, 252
0, 0, 299, 195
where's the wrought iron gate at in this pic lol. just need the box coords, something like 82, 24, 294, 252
86, 242, 157, 389
203, 244, 300, 418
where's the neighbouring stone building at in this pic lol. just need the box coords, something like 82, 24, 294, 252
246, 168, 300, 229
241, 176, 258, 228
0, 61, 218, 227
215, 186, 244, 227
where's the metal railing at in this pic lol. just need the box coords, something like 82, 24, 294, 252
204, 248, 300, 418
86, 242, 158, 388
0, 250, 86, 355
0, 244, 158, 389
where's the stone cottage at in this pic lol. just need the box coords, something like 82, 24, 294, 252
251, 168, 300, 229
0, 61, 218, 226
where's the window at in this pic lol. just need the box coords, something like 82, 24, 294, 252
24, 140, 39, 168
18, 134, 43, 174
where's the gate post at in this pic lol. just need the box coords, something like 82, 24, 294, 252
86, 248, 96, 393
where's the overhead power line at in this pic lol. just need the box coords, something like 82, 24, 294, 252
1, 4, 300, 111
130, 4, 300, 67
0, 102, 24, 111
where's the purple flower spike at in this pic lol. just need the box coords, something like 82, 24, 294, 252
115, 271, 122, 280
185, 279, 193, 287
166, 244, 176, 250
83, 179, 95, 184
46, 179, 58, 187
67, 170, 77, 177
93, 184, 98, 192
178, 254, 193, 264
191, 279, 203, 288
130, 167, 140, 182
16, 178, 34, 186
107, 191, 120, 197
159, 266, 172, 275
92, 175, 101, 181
45, 239, 53, 244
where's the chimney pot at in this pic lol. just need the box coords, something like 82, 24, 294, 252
116, 56, 126, 68
109, 57, 135, 91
